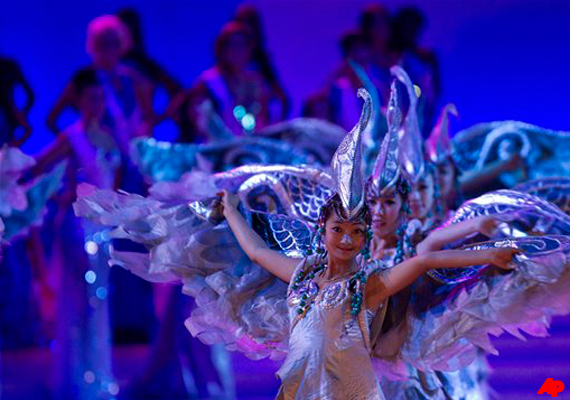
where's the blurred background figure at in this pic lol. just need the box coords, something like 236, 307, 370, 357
0, 56, 34, 147
390, 6, 440, 136
359, 3, 395, 105
45, 14, 157, 357
166, 21, 269, 141
117, 8, 182, 100
46, 15, 155, 151
0, 57, 39, 364
303, 29, 387, 139
32, 68, 121, 400
329, 30, 380, 130
233, 3, 290, 123
303, 30, 371, 127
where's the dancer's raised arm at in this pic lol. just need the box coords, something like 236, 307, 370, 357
416, 215, 500, 254
365, 247, 518, 311
221, 190, 299, 282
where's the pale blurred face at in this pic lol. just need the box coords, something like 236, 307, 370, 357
221, 34, 252, 70
409, 173, 435, 220
437, 161, 456, 203
77, 86, 106, 121
91, 30, 123, 70
323, 212, 367, 262
369, 191, 403, 238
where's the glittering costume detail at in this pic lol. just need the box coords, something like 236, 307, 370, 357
453, 121, 570, 186
73, 86, 570, 400
427, 189, 570, 284
425, 103, 459, 165
515, 177, 570, 215
368, 76, 404, 195
0, 145, 65, 244
278, 257, 385, 400
400, 235, 570, 372
330, 88, 371, 219
390, 66, 425, 184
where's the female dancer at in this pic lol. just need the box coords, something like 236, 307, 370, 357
46, 15, 154, 150
33, 68, 121, 400
165, 22, 269, 141
365, 69, 491, 399
73, 88, 570, 399
214, 89, 516, 397
233, 3, 290, 122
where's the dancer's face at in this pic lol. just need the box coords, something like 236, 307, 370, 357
323, 212, 367, 262
222, 33, 252, 71
91, 31, 123, 70
77, 85, 106, 121
409, 172, 435, 220
437, 160, 456, 204
369, 190, 403, 239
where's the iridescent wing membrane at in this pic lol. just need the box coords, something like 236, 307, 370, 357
452, 121, 570, 185
131, 137, 312, 182
427, 189, 570, 284
515, 177, 570, 215
399, 235, 570, 372
237, 166, 334, 222
252, 213, 312, 258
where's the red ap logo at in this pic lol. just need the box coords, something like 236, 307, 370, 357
538, 378, 565, 397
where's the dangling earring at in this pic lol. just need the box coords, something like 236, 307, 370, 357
360, 228, 373, 261
306, 224, 326, 257
395, 204, 410, 264
401, 202, 412, 216
316, 226, 326, 255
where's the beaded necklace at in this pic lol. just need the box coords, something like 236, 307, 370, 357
291, 259, 372, 318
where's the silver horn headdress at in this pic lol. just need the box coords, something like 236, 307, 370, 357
425, 103, 459, 165
367, 70, 405, 197
391, 66, 425, 184
329, 88, 372, 220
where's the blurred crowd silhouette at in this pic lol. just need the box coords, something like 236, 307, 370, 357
0, 3, 442, 400
1, 3, 440, 149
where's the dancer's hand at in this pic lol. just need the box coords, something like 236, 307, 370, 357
219, 189, 240, 217
486, 247, 519, 270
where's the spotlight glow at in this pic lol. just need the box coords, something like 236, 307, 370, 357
96, 287, 108, 300
85, 241, 99, 255
242, 113, 256, 131
84, 370, 95, 384
85, 270, 97, 284
108, 382, 120, 395
233, 105, 246, 120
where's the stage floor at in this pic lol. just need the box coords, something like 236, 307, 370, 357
2, 315, 569, 399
